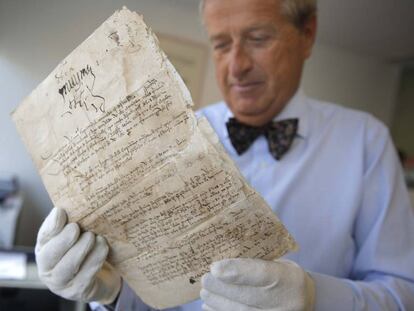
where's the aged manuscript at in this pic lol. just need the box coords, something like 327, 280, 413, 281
12, 8, 296, 309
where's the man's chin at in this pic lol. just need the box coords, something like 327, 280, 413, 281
229, 98, 261, 114
231, 111, 272, 127
230, 99, 265, 114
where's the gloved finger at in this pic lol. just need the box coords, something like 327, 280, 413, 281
36, 208, 67, 251
200, 288, 260, 311
89, 262, 122, 304
72, 235, 109, 295
202, 272, 271, 308
210, 258, 276, 286
50, 232, 96, 287
36, 223, 80, 272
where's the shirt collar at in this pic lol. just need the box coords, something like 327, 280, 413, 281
223, 89, 309, 139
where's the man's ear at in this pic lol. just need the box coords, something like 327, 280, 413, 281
301, 14, 317, 59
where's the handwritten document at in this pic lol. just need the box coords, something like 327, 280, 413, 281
12, 8, 296, 308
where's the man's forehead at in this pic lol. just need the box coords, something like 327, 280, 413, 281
202, 0, 281, 9
203, 0, 282, 16
208, 24, 277, 42
203, 0, 283, 35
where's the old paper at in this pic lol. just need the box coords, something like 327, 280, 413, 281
12, 8, 296, 309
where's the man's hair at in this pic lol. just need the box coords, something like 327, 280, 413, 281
281, 0, 317, 29
200, 0, 317, 30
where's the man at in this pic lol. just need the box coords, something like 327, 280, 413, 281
35, 0, 414, 310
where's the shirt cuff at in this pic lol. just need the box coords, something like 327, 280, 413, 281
309, 272, 355, 311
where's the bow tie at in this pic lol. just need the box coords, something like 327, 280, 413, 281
226, 117, 299, 160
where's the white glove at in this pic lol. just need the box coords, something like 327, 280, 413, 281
201, 258, 315, 311
35, 207, 121, 305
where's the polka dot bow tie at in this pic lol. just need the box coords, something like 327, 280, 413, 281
226, 117, 299, 160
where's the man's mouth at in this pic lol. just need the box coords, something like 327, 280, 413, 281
231, 81, 264, 93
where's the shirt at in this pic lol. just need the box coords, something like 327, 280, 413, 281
96, 91, 414, 310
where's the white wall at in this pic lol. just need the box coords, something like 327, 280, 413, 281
302, 44, 401, 126
0, 0, 401, 246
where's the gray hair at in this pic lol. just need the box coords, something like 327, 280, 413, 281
200, 0, 317, 30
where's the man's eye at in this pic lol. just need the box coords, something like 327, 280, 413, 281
249, 36, 269, 43
213, 41, 230, 51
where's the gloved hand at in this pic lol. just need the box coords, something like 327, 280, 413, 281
201, 258, 315, 311
35, 207, 121, 305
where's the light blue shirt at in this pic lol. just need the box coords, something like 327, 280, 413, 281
98, 91, 414, 310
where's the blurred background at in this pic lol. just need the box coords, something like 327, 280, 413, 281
1, 0, 413, 309
1, 0, 414, 256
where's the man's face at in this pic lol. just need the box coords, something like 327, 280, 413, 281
203, 0, 316, 126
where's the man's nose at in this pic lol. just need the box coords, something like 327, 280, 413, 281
229, 43, 253, 79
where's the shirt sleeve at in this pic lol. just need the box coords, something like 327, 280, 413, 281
87, 281, 152, 311
311, 119, 414, 310
90, 281, 185, 311
113, 281, 152, 311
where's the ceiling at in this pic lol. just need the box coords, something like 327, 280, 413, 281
179, 0, 414, 63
